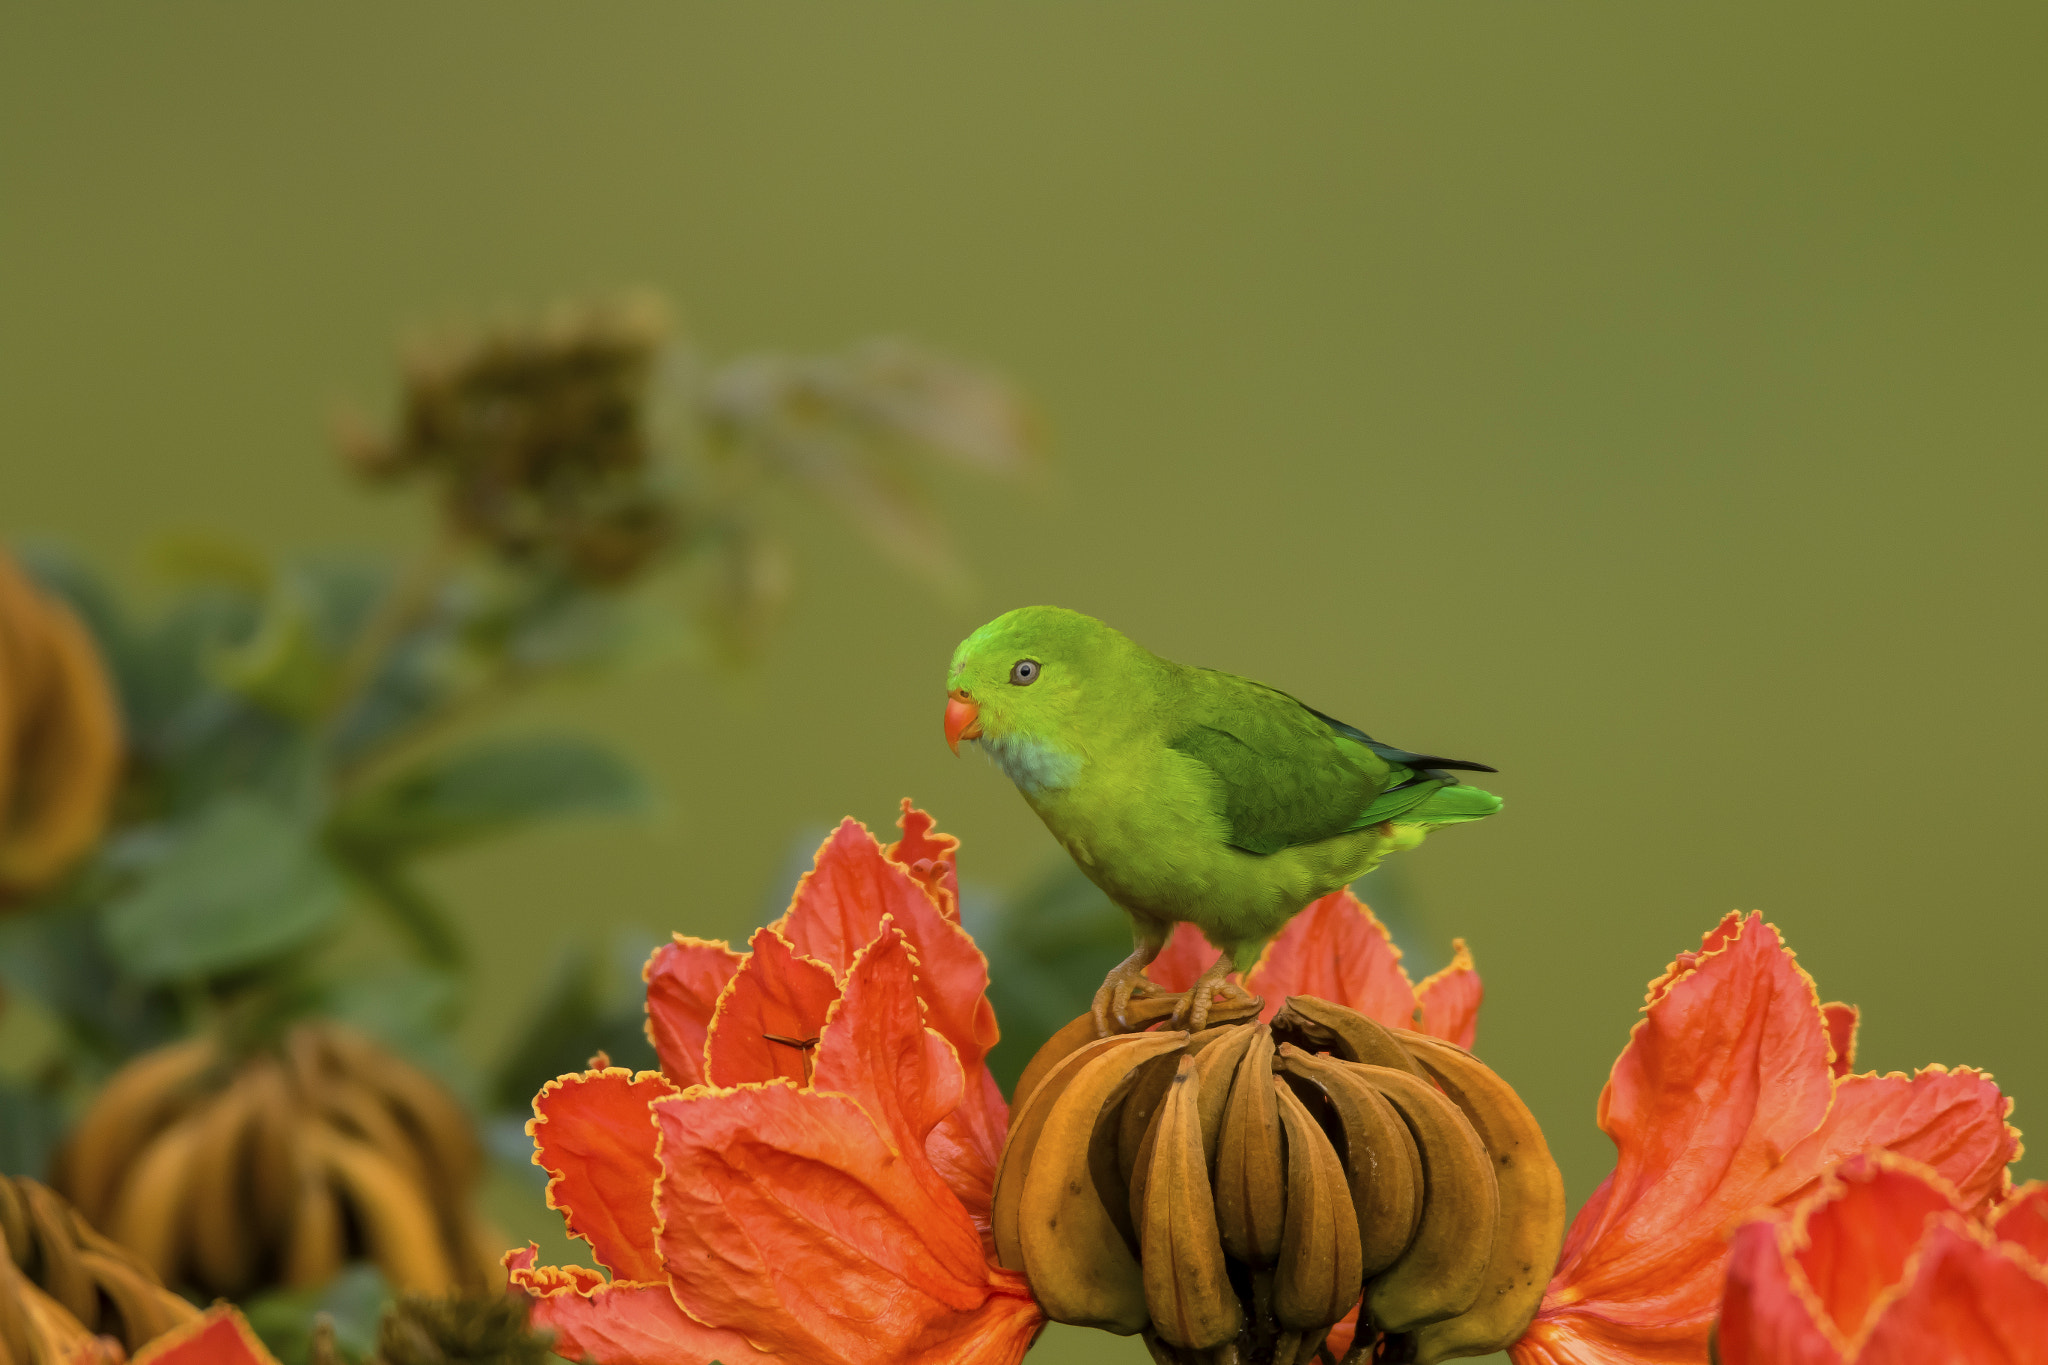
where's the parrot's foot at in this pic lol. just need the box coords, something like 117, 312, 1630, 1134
1091, 956, 1164, 1037
1169, 955, 1254, 1032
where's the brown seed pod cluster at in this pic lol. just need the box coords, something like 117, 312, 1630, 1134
55, 1023, 497, 1301
0, 552, 122, 905
994, 994, 1567, 1365
339, 299, 676, 586
0, 1174, 199, 1365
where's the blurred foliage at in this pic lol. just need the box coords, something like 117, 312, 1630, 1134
0, 295, 1034, 1353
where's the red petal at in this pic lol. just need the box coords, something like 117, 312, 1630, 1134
1821, 1002, 1859, 1079
779, 820, 1000, 1072
810, 923, 965, 1160
1414, 938, 1483, 1049
1785, 1067, 2017, 1217
1520, 913, 2017, 1363
652, 1085, 1039, 1365
704, 927, 842, 1088
529, 1069, 679, 1282
887, 799, 962, 920
643, 935, 743, 1088
1243, 889, 1418, 1028
925, 1061, 1010, 1241
129, 1307, 279, 1365
1857, 1218, 2048, 1365
1715, 1216, 1847, 1365
1992, 1183, 2048, 1267
506, 1245, 777, 1365
1792, 1154, 1958, 1341
1145, 922, 1225, 993
1321, 1302, 1363, 1360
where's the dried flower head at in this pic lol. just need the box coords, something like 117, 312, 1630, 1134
342, 298, 676, 586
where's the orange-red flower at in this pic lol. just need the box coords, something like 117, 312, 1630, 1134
508, 803, 1041, 1365
1143, 887, 1483, 1047
1512, 913, 2020, 1365
1718, 1152, 2048, 1365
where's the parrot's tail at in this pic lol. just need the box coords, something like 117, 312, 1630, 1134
1406, 781, 1503, 827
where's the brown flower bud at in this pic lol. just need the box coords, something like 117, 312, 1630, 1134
994, 994, 1566, 1365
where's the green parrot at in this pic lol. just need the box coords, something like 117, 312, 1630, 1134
944, 605, 1501, 1034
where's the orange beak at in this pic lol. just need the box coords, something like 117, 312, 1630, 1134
945, 690, 983, 754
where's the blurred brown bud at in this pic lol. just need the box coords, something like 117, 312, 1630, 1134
0, 550, 123, 906
344, 297, 678, 586
54, 1022, 501, 1303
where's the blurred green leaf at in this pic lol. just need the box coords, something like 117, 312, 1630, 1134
102, 797, 345, 982
330, 854, 467, 971
211, 576, 344, 720
488, 929, 660, 1113
329, 734, 650, 862
0, 1080, 66, 1180
244, 1264, 389, 1365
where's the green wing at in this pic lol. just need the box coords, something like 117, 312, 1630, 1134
1168, 672, 1499, 856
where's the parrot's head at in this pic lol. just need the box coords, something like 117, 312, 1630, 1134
944, 606, 1137, 781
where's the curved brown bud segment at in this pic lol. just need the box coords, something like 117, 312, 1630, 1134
1214, 1027, 1286, 1267
1272, 996, 1428, 1079
1273, 1077, 1364, 1332
1275, 1042, 1423, 1277
1394, 1030, 1569, 1364
1357, 1064, 1501, 1333
1141, 1057, 1240, 1350
1017, 1031, 1188, 1333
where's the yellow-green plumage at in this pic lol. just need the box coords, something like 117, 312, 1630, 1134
946, 607, 1499, 1021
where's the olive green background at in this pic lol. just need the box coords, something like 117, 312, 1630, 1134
4, 7, 2043, 1360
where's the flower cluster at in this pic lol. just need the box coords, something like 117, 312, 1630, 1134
507, 804, 2025, 1365
508, 804, 1037, 1365
1514, 912, 2019, 1365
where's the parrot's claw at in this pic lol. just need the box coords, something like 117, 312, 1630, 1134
1168, 953, 1249, 1033
1169, 977, 1255, 1033
1092, 960, 1163, 1037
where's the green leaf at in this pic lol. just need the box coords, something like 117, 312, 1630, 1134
329, 734, 650, 861
102, 798, 346, 983
329, 852, 466, 970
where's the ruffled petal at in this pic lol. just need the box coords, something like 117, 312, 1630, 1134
129, 1306, 279, 1365
1992, 1183, 2048, 1267
1716, 1216, 1847, 1365
1413, 938, 1482, 1049
652, 1084, 1039, 1365
810, 921, 965, 1161
1145, 922, 1224, 993
643, 935, 744, 1088
1244, 889, 1418, 1028
529, 1068, 678, 1282
1856, 1218, 2048, 1365
507, 1245, 777, 1365
1784, 1066, 2017, 1217
1791, 1154, 1958, 1341
1516, 913, 2018, 1365
778, 820, 1001, 1073
1821, 1002, 1859, 1080
886, 799, 961, 921
704, 927, 843, 1088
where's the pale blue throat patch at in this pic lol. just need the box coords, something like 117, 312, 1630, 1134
982, 733, 1082, 794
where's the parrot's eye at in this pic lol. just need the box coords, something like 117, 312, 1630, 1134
1009, 659, 1040, 686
